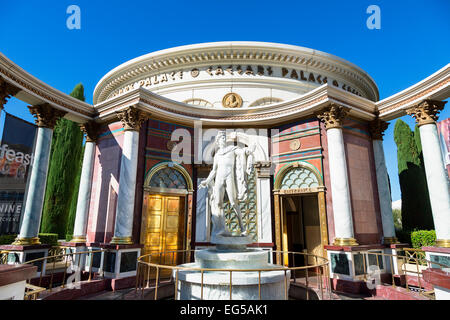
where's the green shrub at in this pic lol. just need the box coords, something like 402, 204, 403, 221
65, 234, 73, 242
411, 230, 436, 249
38, 233, 59, 246
0, 234, 17, 245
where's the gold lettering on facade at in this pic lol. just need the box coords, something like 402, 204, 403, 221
308, 73, 315, 82
257, 65, 264, 75
300, 70, 307, 81
282, 68, 289, 77
215, 66, 224, 75
226, 66, 234, 75
245, 65, 254, 75
316, 75, 322, 84
290, 70, 298, 79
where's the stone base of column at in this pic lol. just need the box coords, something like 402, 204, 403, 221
382, 237, 399, 245
0, 244, 51, 278
69, 235, 87, 244
435, 239, 450, 248
333, 238, 358, 246
325, 244, 391, 295
100, 244, 142, 279
12, 237, 41, 246
422, 246, 450, 269
110, 236, 133, 245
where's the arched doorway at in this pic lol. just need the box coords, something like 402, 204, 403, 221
140, 162, 193, 275
273, 162, 328, 266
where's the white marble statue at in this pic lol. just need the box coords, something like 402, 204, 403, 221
199, 131, 255, 241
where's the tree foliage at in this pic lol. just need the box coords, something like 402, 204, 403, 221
40, 84, 85, 238
393, 119, 433, 231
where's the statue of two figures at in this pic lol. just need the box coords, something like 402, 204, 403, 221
198, 131, 255, 244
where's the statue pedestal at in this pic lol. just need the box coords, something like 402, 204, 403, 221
211, 233, 252, 251
174, 240, 290, 300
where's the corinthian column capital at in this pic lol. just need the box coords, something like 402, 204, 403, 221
0, 78, 20, 109
80, 121, 101, 143
369, 117, 389, 140
315, 103, 350, 130
28, 103, 67, 129
116, 106, 151, 131
406, 99, 447, 126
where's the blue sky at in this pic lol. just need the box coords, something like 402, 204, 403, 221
0, 0, 449, 201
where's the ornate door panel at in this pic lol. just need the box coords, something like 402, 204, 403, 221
141, 194, 185, 277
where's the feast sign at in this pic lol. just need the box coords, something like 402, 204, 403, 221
110, 65, 364, 99
0, 113, 36, 235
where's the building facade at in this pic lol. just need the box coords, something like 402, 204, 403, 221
1, 42, 449, 292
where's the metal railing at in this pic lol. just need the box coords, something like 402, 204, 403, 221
1, 247, 106, 299
403, 248, 427, 266
136, 249, 331, 300
359, 251, 449, 299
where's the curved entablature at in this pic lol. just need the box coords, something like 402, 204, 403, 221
93, 42, 380, 104
376, 64, 450, 121
0, 50, 447, 128
0, 52, 96, 123
93, 83, 378, 126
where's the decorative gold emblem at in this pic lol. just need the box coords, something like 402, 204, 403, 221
222, 92, 243, 108
289, 139, 301, 151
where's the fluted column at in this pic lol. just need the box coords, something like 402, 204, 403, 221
110, 106, 150, 244
316, 104, 358, 246
369, 117, 398, 244
14, 104, 66, 245
406, 100, 450, 248
71, 122, 100, 243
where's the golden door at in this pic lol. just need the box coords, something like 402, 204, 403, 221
141, 194, 185, 277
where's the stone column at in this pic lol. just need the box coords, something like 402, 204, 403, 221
316, 104, 358, 246
71, 122, 100, 243
110, 106, 150, 244
406, 99, 450, 247
14, 104, 66, 245
369, 118, 398, 244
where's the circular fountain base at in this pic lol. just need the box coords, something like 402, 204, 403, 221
174, 247, 290, 300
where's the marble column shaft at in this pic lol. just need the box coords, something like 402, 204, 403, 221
372, 139, 397, 240
72, 140, 96, 240
326, 127, 356, 241
419, 123, 450, 241
113, 130, 139, 240
18, 127, 53, 239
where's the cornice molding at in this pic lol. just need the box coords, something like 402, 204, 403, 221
93, 42, 379, 104
93, 84, 377, 126
0, 52, 96, 121
376, 64, 450, 121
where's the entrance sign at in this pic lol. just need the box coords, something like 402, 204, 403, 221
0, 113, 36, 235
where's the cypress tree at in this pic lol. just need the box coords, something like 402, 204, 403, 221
40, 84, 85, 239
394, 119, 433, 232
